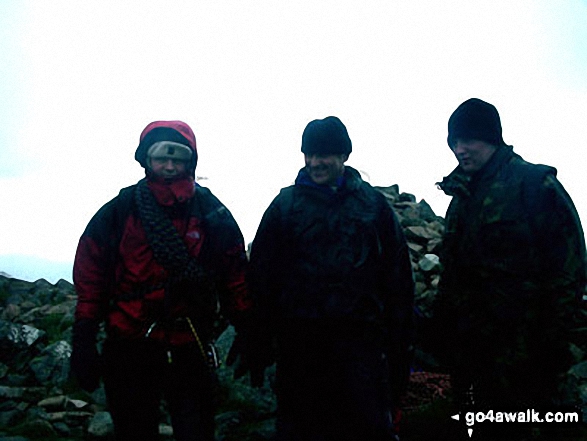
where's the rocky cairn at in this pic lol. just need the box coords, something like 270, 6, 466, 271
1, 184, 585, 440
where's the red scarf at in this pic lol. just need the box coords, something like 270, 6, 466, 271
146, 174, 196, 206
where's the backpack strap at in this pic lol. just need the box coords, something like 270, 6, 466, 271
114, 185, 136, 247
193, 186, 232, 232
277, 186, 297, 233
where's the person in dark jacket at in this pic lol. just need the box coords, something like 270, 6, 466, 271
246, 116, 415, 440
435, 98, 586, 439
70, 120, 253, 441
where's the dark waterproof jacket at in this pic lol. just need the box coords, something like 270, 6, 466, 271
73, 181, 251, 346
249, 166, 414, 377
436, 145, 586, 393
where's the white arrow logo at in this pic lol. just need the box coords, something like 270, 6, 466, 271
450, 413, 474, 437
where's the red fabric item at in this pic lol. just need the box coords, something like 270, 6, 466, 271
73, 184, 250, 345
147, 176, 196, 206
401, 371, 451, 411
392, 407, 403, 435
135, 120, 199, 175
140, 120, 196, 150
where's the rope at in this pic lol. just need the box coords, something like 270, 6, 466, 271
134, 179, 217, 292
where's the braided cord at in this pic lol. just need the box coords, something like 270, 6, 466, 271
135, 179, 208, 283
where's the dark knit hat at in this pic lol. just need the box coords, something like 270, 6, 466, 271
135, 120, 198, 174
301, 116, 352, 156
447, 98, 505, 148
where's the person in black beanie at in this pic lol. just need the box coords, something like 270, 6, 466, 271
245, 116, 414, 440
434, 98, 586, 439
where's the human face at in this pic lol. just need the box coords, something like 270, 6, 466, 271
149, 157, 188, 179
451, 139, 498, 173
304, 153, 347, 186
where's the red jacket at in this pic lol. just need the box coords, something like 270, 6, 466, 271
73, 179, 251, 346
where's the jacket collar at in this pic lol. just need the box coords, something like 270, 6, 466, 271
145, 175, 196, 206
295, 166, 362, 195
437, 145, 516, 198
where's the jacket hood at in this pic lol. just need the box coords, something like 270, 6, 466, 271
135, 120, 198, 175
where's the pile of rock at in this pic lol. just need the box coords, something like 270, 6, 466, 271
0, 277, 91, 439
0, 275, 276, 440
375, 184, 444, 322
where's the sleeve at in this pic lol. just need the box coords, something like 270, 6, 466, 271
247, 192, 287, 324
379, 198, 415, 396
532, 174, 586, 331
199, 191, 252, 325
73, 198, 120, 323
218, 229, 251, 321
224, 194, 285, 379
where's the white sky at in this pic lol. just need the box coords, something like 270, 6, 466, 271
1, 0, 586, 283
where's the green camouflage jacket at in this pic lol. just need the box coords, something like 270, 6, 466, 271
435, 145, 586, 385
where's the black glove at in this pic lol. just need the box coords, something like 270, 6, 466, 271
70, 318, 102, 393
388, 344, 414, 404
226, 329, 273, 388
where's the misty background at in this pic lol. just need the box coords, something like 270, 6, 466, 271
1, 1, 586, 283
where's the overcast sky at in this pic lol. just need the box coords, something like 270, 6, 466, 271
1, 0, 586, 283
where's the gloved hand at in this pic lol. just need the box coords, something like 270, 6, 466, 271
226, 329, 273, 388
70, 318, 102, 393
388, 344, 414, 403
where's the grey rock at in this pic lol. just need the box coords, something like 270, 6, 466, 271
0, 304, 20, 322
37, 395, 66, 410
87, 411, 114, 438
0, 409, 22, 427
29, 340, 71, 386
404, 226, 438, 244
569, 361, 587, 379
418, 254, 440, 272
13, 419, 57, 438
159, 423, 173, 438
416, 199, 440, 222
399, 192, 416, 203
0, 386, 24, 399
0, 321, 45, 348
52, 421, 71, 436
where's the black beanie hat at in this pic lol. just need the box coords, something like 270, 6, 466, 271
301, 116, 352, 156
447, 98, 505, 148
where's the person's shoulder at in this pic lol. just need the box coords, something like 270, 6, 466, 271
511, 161, 560, 200
195, 185, 234, 222
508, 153, 557, 182
92, 184, 136, 216
82, 184, 137, 237
268, 185, 296, 214
357, 178, 382, 194
276, 185, 296, 199
115, 184, 136, 205
351, 175, 388, 205
195, 185, 216, 200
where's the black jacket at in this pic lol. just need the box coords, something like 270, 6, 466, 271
249, 166, 414, 357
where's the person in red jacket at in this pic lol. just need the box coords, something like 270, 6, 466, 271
70, 120, 254, 441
